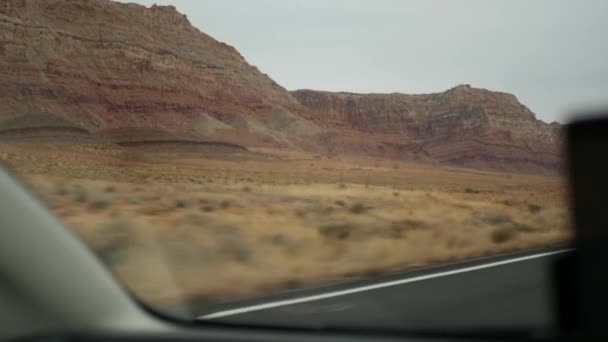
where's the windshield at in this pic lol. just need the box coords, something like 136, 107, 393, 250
1, 0, 605, 333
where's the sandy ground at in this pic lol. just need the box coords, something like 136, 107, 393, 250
0, 142, 572, 314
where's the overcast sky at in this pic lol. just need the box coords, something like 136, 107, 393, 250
119, 0, 608, 123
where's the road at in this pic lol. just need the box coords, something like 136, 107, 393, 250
197, 248, 571, 332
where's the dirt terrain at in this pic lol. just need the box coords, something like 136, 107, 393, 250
0, 141, 571, 314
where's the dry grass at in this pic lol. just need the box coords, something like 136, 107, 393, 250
0, 142, 572, 311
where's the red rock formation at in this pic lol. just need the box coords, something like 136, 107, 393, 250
0, 0, 318, 147
292, 86, 562, 173
0, 0, 562, 173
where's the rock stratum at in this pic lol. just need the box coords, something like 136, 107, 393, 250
292, 87, 562, 173
0, 0, 562, 173
0, 0, 319, 148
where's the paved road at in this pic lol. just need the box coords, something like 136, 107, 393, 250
197, 248, 571, 332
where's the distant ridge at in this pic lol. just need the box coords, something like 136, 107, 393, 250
0, 0, 561, 173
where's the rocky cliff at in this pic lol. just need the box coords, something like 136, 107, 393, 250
292, 86, 562, 173
0, 0, 320, 147
0, 0, 562, 173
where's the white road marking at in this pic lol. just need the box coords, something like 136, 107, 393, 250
199, 248, 572, 319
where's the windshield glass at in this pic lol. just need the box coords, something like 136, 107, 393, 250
1, 0, 605, 333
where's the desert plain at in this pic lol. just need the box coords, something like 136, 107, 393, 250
0, 139, 571, 313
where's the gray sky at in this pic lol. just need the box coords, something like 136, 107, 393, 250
119, 0, 608, 123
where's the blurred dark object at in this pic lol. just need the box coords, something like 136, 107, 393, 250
559, 113, 608, 337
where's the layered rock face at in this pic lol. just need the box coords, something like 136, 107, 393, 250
292, 86, 562, 173
0, 0, 562, 173
0, 0, 319, 147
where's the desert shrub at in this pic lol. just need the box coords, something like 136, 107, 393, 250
320, 206, 333, 215
319, 223, 355, 240
53, 182, 70, 196
216, 233, 250, 263
390, 219, 428, 235
260, 233, 287, 245
491, 226, 517, 243
74, 189, 88, 203
337, 183, 347, 190
174, 198, 188, 209
294, 208, 306, 218
334, 200, 346, 207
104, 185, 116, 193
127, 197, 141, 205
393, 191, 399, 197
259, 234, 302, 255
201, 205, 215, 212
483, 213, 512, 225
502, 199, 515, 206
242, 186, 252, 192
528, 204, 542, 214
89, 198, 110, 211
465, 187, 480, 194
349, 202, 368, 214
220, 199, 231, 209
